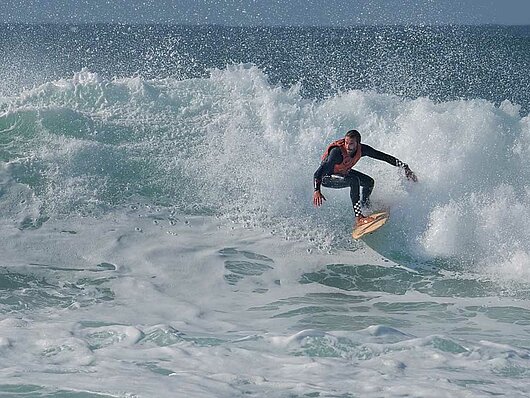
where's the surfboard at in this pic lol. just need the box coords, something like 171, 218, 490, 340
351, 210, 389, 240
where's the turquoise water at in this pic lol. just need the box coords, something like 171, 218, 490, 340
1, 25, 530, 397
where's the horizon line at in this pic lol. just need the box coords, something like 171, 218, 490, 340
1, 22, 529, 28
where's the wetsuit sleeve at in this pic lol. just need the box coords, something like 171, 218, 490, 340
361, 144, 408, 168
313, 147, 343, 191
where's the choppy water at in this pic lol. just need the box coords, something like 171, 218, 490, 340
1, 24, 530, 397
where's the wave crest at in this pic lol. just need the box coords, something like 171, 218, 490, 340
1, 65, 529, 278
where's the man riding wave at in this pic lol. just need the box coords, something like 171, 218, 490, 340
313, 129, 417, 227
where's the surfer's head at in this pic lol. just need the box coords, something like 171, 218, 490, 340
344, 130, 361, 156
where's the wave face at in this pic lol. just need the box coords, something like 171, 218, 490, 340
1, 25, 530, 277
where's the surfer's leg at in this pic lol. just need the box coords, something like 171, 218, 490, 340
348, 170, 374, 207
321, 174, 362, 217
346, 176, 362, 216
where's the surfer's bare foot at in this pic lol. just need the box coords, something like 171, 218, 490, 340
355, 215, 375, 227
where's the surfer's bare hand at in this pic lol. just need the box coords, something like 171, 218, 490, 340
404, 165, 418, 182
313, 191, 326, 207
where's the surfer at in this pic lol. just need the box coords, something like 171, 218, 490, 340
313, 130, 417, 227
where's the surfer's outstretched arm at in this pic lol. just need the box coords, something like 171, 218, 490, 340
361, 144, 418, 182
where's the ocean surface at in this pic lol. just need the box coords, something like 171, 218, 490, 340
1, 24, 530, 397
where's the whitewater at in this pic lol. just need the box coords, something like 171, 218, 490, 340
1, 25, 530, 397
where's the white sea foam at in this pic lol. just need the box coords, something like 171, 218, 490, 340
2, 65, 530, 396
2, 65, 529, 279
1, 212, 529, 397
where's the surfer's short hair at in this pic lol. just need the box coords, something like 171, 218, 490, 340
345, 129, 361, 143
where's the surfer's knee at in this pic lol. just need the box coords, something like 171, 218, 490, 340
349, 176, 360, 187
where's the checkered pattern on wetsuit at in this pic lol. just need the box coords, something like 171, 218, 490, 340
353, 201, 363, 217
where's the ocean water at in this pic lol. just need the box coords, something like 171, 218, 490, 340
1, 24, 530, 397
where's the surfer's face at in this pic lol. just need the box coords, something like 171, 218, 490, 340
345, 137, 358, 156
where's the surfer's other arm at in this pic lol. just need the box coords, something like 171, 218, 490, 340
313, 146, 342, 206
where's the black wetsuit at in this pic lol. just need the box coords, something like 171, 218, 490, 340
314, 144, 406, 217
